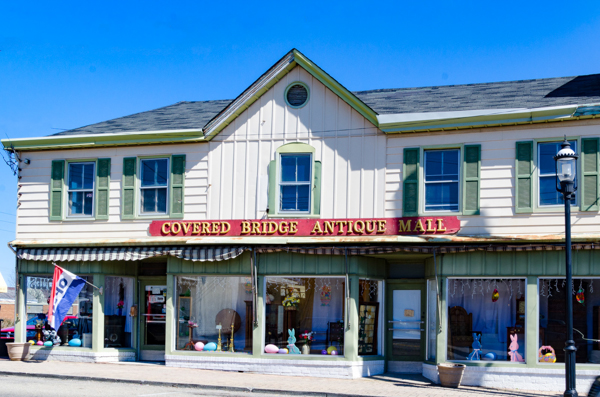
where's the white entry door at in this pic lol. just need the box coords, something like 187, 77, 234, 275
388, 287, 424, 360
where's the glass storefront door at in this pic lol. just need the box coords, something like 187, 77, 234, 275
386, 281, 426, 362
139, 280, 167, 361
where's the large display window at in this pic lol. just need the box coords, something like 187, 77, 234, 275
447, 278, 526, 362
264, 277, 344, 356
104, 276, 134, 348
25, 275, 94, 347
539, 278, 600, 364
175, 276, 252, 353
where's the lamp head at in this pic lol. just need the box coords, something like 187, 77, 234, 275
554, 138, 578, 183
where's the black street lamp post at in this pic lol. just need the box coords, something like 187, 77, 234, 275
554, 138, 579, 397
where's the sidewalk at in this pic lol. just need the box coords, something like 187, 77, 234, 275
0, 358, 563, 397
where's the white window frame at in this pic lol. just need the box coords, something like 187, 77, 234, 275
423, 149, 461, 213
138, 157, 170, 216
66, 161, 95, 218
277, 153, 312, 214
537, 140, 578, 208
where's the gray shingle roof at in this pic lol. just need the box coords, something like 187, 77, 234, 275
52, 74, 600, 136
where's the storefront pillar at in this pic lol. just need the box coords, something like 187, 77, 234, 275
165, 273, 175, 355
435, 276, 447, 363
525, 276, 538, 367
14, 273, 26, 343
92, 274, 105, 352
252, 275, 264, 357
344, 275, 360, 360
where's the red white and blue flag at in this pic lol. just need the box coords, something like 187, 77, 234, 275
47, 265, 86, 330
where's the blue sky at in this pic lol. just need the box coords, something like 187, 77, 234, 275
1, 1, 599, 281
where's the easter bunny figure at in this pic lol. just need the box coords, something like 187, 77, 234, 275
467, 332, 481, 360
287, 329, 301, 354
508, 333, 524, 362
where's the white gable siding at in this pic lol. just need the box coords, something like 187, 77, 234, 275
208, 66, 387, 220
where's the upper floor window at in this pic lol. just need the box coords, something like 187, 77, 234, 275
140, 158, 169, 215
67, 162, 95, 217
424, 149, 460, 212
280, 154, 311, 212
538, 141, 577, 206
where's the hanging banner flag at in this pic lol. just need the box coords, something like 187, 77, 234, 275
47, 266, 86, 330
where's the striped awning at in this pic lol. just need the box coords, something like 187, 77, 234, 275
17, 246, 245, 262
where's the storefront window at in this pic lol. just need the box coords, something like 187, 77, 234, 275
358, 279, 381, 356
264, 277, 344, 356
175, 276, 252, 353
539, 278, 600, 364
104, 276, 134, 348
447, 278, 526, 362
25, 275, 94, 347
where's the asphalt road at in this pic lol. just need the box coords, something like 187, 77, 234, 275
0, 375, 313, 397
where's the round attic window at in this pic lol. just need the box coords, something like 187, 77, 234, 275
285, 82, 309, 108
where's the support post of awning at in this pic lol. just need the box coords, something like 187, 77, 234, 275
344, 248, 350, 331
251, 249, 258, 327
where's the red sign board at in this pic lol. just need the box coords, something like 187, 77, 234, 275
149, 217, 459, 237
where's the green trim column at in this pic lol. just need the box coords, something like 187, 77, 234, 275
14, 273, 26, 343
252, 275, 264, 357
344, 275, 359, 361
92, 274, 105, 352
525, 276, 537, 368
165, 273, 175, 355
435, 277, 447, 363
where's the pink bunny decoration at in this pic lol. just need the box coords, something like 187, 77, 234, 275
508, 334, 524, 362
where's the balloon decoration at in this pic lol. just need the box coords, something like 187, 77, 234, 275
491, 288, 499, 302
576, 288, 585, 306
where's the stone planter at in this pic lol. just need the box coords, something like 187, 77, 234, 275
437, 363, 465, 388
6, 342, 31, 361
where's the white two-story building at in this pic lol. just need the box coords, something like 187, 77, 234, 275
4, 49, 600, 392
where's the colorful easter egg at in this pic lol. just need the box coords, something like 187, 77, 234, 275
36, 341, 44, 346
327, 346, 338, 354
204, 342, 217, 351
321, 350, 328, 355
43, 341, 53, 347
278, 348, 288, 354
492, 288, 499, 302
69, 338, 82, 347
264, 344, 279, 354
194, 342, 204, 351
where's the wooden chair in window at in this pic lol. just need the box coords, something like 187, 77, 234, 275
448, 306, 477, 360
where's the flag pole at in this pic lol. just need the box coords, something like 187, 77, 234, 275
52, 262, 102, 293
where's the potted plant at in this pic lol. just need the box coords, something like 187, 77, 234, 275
7, 342, 31, 361
437, 363, 466, 388
299, 330, 314, 354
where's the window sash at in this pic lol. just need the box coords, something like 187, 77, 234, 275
279, 154, 312, 213
139, 158, 169, 215
67, 162, 95, 217
538, 141, 577, 207
424, 150, 460, 212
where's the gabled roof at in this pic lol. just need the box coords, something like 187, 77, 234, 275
3, 49, 600, 151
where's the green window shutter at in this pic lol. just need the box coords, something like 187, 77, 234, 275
403, 148, 420, 217
515, 141, 533, 213
312, 160, 322, 215
463, 145, 481, 215
581, 137, 599, 211
49, 160, 65, 221
122, 157, 137, 219
268, 160, 276, 214
170, 154, 186, 218
95, 158, 111, 220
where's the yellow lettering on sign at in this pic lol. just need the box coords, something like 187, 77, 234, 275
413, 220, 425, 233
377, 220, 387, 233
182, 222, 191, 234
289, 221, 298, 234
311, 221, 323, 234
171, 222, 181, 234
365, 220, 376, 233
266, 221, 278, 234
212, 222, 220, 234
262, 222, 268, 234
251, 222, 261, 235
241, 221, 251, 234
161, 222, 171, 234
202, 222, 211, 235
192, 222, 200, 234
335, 221, 347, 234
278, 221, 289, 234
220, 222, 231, 234
398, 220, 412, 232
436, 218, 446, 232
323, 221, 335, 235
426, 219, 436, 232
347, 221, 354, 234
353, 220, 365, 234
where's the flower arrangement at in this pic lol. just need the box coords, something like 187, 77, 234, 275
300, 330, 314, 343
282, 294, 300, 308
188, 321, 198, 328
117, 300, 124, 309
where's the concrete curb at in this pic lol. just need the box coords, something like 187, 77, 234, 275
0, 370, 376, 397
